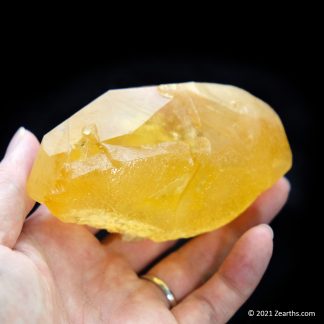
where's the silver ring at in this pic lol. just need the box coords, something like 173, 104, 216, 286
141, 274, 177, 308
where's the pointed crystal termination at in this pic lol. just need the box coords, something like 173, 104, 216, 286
27, 83, 292, 241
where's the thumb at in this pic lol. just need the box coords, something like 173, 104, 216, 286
0, 127, 39, 248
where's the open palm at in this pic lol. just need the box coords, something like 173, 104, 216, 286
0, 129, 290, 323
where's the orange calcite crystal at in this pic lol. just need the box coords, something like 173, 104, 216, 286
27, 83, 292, 241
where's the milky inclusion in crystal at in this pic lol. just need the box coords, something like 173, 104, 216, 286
27, 83, 292, 241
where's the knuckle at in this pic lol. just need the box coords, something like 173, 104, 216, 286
219, 271, 247, 301
189, 293, 224, 323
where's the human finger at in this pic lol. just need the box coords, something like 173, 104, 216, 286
0, 128, 39, 247
172, 224, 273, 323
142, 179, 288, 301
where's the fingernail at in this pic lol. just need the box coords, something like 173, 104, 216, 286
5, 127, 26, 157
260, 224, 274, 240
283, 177, 291, 192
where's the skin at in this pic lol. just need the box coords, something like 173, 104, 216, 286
0, 128, 290, 323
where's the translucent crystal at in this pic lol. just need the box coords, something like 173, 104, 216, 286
27, 83, 292, 241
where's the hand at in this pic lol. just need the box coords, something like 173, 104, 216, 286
0, 128, 290, 323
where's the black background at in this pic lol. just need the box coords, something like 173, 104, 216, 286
1, 21, 320, 322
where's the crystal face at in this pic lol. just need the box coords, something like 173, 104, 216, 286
27, 83, 292, 241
